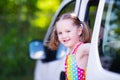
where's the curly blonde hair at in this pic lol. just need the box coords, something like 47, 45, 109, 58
47, 13, 91, 50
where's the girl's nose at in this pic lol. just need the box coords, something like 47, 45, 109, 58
62, 33, 67, 38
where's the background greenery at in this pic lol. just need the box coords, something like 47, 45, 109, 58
0, 0, 62, 80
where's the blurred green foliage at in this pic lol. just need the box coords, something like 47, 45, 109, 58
0, 0, 62, 80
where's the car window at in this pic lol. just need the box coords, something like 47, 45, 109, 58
99, 0, 120, 73
88, 2, 98, 33
59, 1, 75, 15
85, 0, 99, 38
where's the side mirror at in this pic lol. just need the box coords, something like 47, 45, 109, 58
29, 40, 46, 60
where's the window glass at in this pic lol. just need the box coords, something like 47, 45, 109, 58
58, 1, 75, 18
86, 0, 99, 35
99, 0, 120, 73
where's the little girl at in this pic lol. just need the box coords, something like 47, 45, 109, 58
48, 13, 91, 80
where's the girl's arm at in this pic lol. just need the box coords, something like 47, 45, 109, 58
76, 43, 90, 68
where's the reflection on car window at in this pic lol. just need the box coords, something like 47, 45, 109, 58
99, 0, 120, 73
86, 0, 99, 35
59, 1, 75, 17
88, 5, 98, 34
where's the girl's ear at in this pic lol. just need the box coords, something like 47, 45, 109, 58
77, 27, 82, 36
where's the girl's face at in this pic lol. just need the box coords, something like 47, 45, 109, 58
56, 19, 82, 50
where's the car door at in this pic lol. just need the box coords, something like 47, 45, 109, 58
86, 0, 120, 80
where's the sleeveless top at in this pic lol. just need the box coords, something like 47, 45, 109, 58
65, 42, 86, 80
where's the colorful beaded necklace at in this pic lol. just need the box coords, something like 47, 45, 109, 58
65, 42, 86, 80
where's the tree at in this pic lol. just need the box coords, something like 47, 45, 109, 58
0, 0, 62, 79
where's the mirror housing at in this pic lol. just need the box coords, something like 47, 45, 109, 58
29, 40, 46, 60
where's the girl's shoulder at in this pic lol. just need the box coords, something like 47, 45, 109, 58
77, 43, 90, 55
82, 43, 90, 48
78, 43, 90, 49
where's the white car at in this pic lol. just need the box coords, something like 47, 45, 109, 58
29, 0, 120, 80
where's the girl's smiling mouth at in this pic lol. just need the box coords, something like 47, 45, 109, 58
63, 39, 70, 43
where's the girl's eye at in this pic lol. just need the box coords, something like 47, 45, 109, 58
58, 32, 62, 35
66, 30, 70, 33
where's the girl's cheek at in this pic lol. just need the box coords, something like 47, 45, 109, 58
58, 35, 61, 39
58, 36, 62, 41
